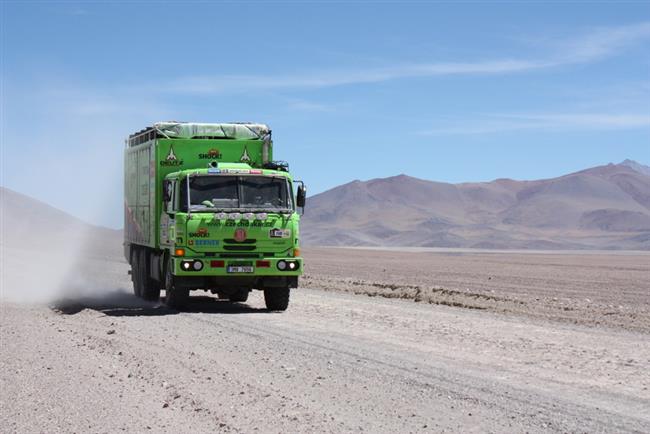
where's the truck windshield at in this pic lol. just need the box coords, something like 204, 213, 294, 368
180, 175, 292, 212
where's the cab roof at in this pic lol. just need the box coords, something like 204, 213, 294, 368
165, 163, 291, 180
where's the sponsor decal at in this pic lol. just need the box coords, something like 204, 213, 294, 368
189, 228, 209, 238
194, 240, 219, 246
199, 148, 222, 159
240, 146, 251, 162
269, 228, 291, 238
225, 220, 273, 227
160, 145, 183, 167
234, 228, 247, 242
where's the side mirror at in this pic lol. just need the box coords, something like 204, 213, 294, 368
296, 185, 306, 208
163, 180, 172, 202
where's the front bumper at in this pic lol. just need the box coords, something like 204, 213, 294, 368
173, 256, 303, 277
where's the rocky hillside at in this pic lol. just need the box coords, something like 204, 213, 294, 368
301, 160, 650, 250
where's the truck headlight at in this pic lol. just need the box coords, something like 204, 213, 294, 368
193, 260, 203, 271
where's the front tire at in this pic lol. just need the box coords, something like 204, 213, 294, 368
264, 287, 290, 311
229, 289, 250, 303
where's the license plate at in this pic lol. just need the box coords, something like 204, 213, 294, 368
227, 266, 254, 273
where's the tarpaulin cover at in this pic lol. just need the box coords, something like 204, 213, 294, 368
154, 122, 270, 140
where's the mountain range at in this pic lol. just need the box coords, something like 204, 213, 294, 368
301, 159, 650, 250
2, 159, 649, 251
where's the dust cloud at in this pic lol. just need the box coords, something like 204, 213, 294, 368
1, 227, 131, 306
0, 148, 147, 308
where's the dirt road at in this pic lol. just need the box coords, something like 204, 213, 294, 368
1, 254, 649, 433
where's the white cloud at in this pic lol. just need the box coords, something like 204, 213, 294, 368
555, 21, 650, 63
420, 112, 650, 135
165, 59, 547, 94
164, 22, 650, 94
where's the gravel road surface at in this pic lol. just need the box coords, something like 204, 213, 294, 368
303, 247, 650, 333
2, 257, 649, 433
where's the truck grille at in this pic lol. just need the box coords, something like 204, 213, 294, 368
223, 245, 256, 251
224, 238, 256, 244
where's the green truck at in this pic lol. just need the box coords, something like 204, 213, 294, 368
124, 122, 305, 310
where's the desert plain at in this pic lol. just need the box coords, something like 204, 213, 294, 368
1, 245, 649, 433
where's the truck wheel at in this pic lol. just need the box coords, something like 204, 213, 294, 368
132, 248, 143, 298
264, 287, 290, 311
229, 289, 249, 303
140, 249, 161, 302
164, 257, 189, 310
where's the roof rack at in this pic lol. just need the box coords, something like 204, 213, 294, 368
126, 122, 271, 148
263, 161, 289, 172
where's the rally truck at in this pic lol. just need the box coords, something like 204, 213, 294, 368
124, 122, 306, 311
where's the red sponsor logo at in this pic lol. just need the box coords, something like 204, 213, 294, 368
199, 148, 222, 159
234, 228, 247, 242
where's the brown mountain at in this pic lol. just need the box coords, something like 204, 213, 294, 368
301, 161, 650, 250
0, 187, 122, 258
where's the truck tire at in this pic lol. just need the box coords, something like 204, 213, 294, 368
132, 248, 143, 298
164, 257, 189, 310
139, 249, 161, 302
263, 287, 290, 311
229, 289, 249, 303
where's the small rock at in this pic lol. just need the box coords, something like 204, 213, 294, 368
162, 403, 169, 408
107, 329, 116, 335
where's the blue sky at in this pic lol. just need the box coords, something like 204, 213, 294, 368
1, 1, 649, 228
